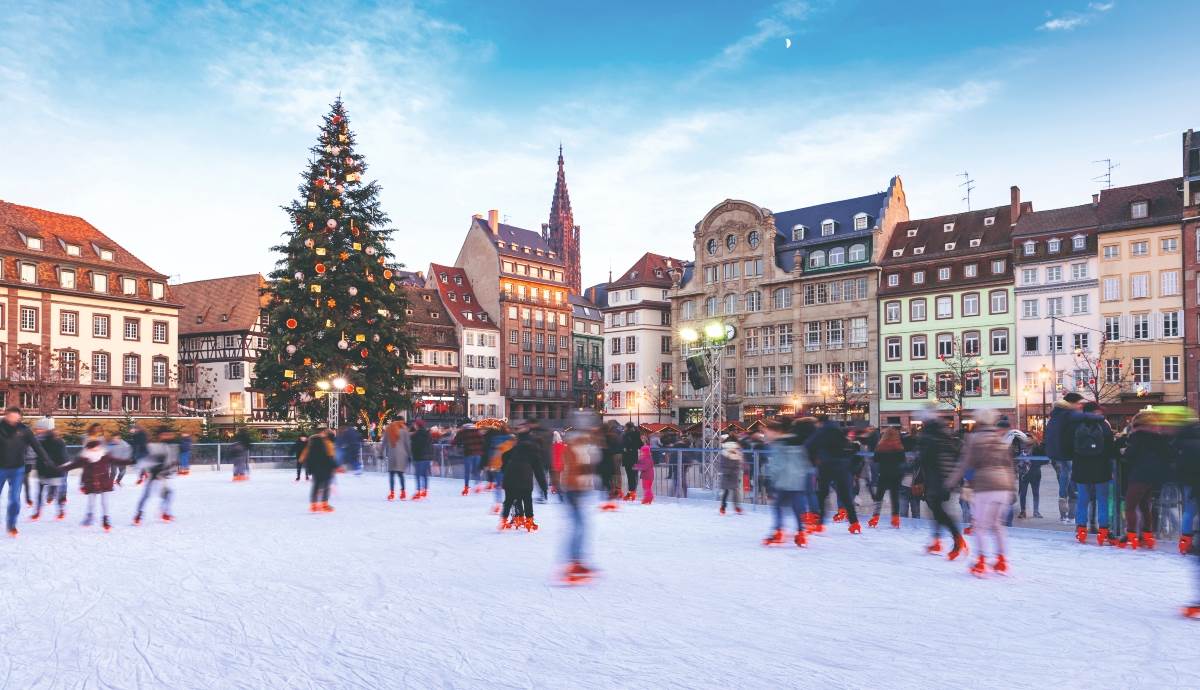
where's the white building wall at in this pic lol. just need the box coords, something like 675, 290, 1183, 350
602, 288, 674, 423
463, 327, 504, 419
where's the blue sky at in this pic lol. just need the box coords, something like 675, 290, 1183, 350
1, 0, 1196, 287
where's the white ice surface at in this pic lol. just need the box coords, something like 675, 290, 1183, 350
2, 469, 1197, 690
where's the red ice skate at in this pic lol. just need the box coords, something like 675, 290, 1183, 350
993, 555, 1008, 574
762, 529, 784, 546
387, 491, 395, 501
833, 508, 847, 523
891, 515, 901, 529
461, 487, 470, 496
926, 538, 943, 554
561, 561, 594, 585
948, 536, 969, 561
969, 555, 987, 577
6, 528, 16, 538
1097, 527, 1109, 546
719, 506, 726, 515
848, 522, 862, 535
398, 490, 407, 501
1141, 532, 1156, 550
320, 502, 335, 513
1075, 526, 1088, 544
794, 531, 807, 548
525, 518, 539, 532
868, 515, 880, 528
1184, 605, 1200, 620
1180, 534, 1194, 555
161, 513, 173, 523
1118, 532, 1139, 549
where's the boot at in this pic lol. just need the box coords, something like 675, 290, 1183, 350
834, 508, 847, 523
762, 529, 784, 546
102, 517, 111, 532
641, 496, 652, 505
891, 515, 901, 529
29, 511, 39, 522
794, 531, 807, 548
525, 518, 539, 532
57, 508, 65, 521
6, 528, 16, 537
82, 514, 94, 527
926, 538, 943, 554
1141, 532, 1155, 550
498, 518, 511, 531
320, 502, 335, 512
734, 506, 743, 515
810, 522, 824, 534
1097, 527, 1109, 546
948, 536, 969, 561
994, 554, 1008, 574
868, 514, 880, 528
387, 491, 395, 501
462, 487, 470, 496
162, 513, 173, 522
627, 491, 637, 502
398, 490, 407, 500
1184, 605, 1200, 620
1180, 534, 1194, 555
133, 512, 143, 526
1017, 511, 1027, 519
600, 502, 618, 512
848, 522, 862, 535
1119, 532, 1138, 549
310, 502, 321, 513
1075, 526, 1087, 544
969, 555, 987, 577
964, 526, 974, 536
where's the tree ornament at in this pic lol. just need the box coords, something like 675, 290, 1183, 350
350, 305, 362, 319
294, 271, 305, 280
336, 184, 345, 194
339, 134, 348, 143
326, 219, 337, 230
365, 246, 376, 256
339, 251, 350, 261
345, 172, 359, 182
344, 156, 353, 165
316, 330, 326, 339
303, 357, 312, 365
355, 387, 365, 395
332, 114, 343, 124
284, 369, 295, 379
315, 247, 326, 256
337, 338, 349, 350
355, 334, 366, 342
315, 178, 325, 188
352, 242, 361, 251
360, 348, 369, 358
389, 283, 397, 292
373, 334, 380, 342
307, 199, 316, 209
351, 226, 361, 237
386, 343, 395, 352
304, 238, 315, 249
383, 269, 393, 279
286, 344, 297, 355
306, 222, 314, 230
310, 284, 322, 293
326, 298, 337, 308
325, 319, 335, 327
285, 318, 298, 329
332, 199, 342, 208
315, 263, 326, 274
348, 286, 358, 296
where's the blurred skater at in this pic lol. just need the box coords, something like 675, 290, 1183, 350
0, 406, 51, 537
410, 420, 433, 500
500, 426, 546, 531
560, 412, 600, 584
915, 411, 968, 560
868, 427, 905, 529
294, 433, 310, 482
229, 429, 251, 482
718, 440, 743, 515
454, 422, 483, 496
133, 431, 180, 525
636, 435, 656, 505
59, 439, 133, 532
948, 411, 1014, 576
31, 418, 69, 522
301, 429, 337, 513
383, 417, 411, 501
762, 419, 812, 548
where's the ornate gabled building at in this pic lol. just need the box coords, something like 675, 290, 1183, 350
426, 263, 503, 420
401, 286, 463, 423
670, 179, 907, 425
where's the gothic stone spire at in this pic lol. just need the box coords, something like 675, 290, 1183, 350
545, 145, 581, 294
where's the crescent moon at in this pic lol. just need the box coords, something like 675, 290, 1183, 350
785, 38, 792, 48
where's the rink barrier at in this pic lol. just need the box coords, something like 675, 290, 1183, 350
54, 443, 1192, 538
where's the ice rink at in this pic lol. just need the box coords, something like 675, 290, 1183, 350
2, 469, 1197, 689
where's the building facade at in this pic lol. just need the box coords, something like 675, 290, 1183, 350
1012, 204, 1100, 430
601, 253, 682, 424
671, 180, 907, 425
0, 201, 180, 424
1181, 129, 1200, 410
1092, 178, 1185, 424
570, 294, 604, 411
402, 286, 463, 423
877, 190, 1028, 429
426, 264, 503, 420
174, 274, 279, 431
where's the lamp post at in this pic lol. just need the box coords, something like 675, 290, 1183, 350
316, 375, 348, 430
1038, 364, 1050, 431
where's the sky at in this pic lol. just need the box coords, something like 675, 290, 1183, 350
1, 0, 1197, 289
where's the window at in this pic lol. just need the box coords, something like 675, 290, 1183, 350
885, 301, 901, 324
1131, 274, 1149, 299
912, 270, 925, 285
152, 321, 168, 344
936, 295, 952, 319
804, 364, 822, 393
610, 364, 621, 382
748, 230, 760, 248
1104, 316, 1121, 341
1023, 336, 1039, 354
626, 336, 637, 354
122, 394, 140, 412
120, 277, 137, 295
226, 361, 244, 380
626, 363, 637, 382
1049, 334, 1064, 353
1162, 270, 1180, 296
1046, 266, 1063, 283
1132, 313, 1150, 340
853, 214, 869, 231
744, 291, 762, 312
1022, 299, 1039, 319
123, 355, 140, 385
58, 350, 78, 380
964, 370, 982, 397
1132, 357, 1150, 384
745, 368, 759, 395
723, 262, 739, 281
1102, 277, 1120, 301
1048, 238, 1061, 253
1047, 297, 1063, 316
19, 306, 37, 332
1102, 244, 1119, 260
723, 294, 737, 314
887, 274, 899, 287
1070, 263, 1088, 281
849, 317, 867, 345
911, 335, 927, 359
990, 329, 1009, 354
92, 272, 109, 293
989, 290, 1008, 314
1130, 200, 1148, 219
661, 336, 672, 354
779, 365, 793, 393
1163, 310, 1181, 338
681, 300, 694, 320
152, 358, 169, 386
91, 352, 110, 383
726, 234, 737, 251
150, 396, 168, 413
886, 375, 902, 400
964, 264, 977, 278
910, 298, 926, 321
19, 262, 36, 284
1165, 356, 1180, 383
963, 331, 981, 356
1072, 235, 1086, 250
772, 287, 792, 310
1105, 359, 1122, 384
744, 259, 764, 277
826, 320, 844, 348
848, 244, 866, 262
60, 311, 78, 336
990, 369, 1010, 396
1131, 241, 1149, 257
936, 373, 955, 398
808, 250, 826, 269
991, 259, 1005, 274
828, 247, 845, 265
821, 220, 835, 236
885, 337, 901, 361
937, 333, 954, 358
56, 393, 78, 412
1071, 295, 1089, 314
704, 266, 717, 284
911, 374, 928, 399
151, 282, 165, 300
1022, 268, 1037, 285
984, 217, 995, 227
791, 225, 806, 241
1162, 237, 1178, 253
962, 292, 980, 317
123, 318, 139, 341
59, 268, 76, 289
938, 267, 950, 281
1073, 333, 1090, 352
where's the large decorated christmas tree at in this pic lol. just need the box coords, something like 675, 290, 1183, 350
258, 99, 415, 428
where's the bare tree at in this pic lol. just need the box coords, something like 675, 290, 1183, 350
829, 370, 871, 422
1070, 337, 1134, 404
935, 338, 981, 429
176, 364, 221, 434
4, 346, 90, 417
641, 365, 676, 424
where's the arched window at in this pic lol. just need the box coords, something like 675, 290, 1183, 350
705, 296, 718, 316
808, 250, 826, 269
828, 247, 846, 265
848, 244, 866, 262
723, 293, 738, 314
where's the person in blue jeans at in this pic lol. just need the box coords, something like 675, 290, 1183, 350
1071, 402, 1115, 544
1017, 456, 1045, 519
179, 433, 193, 475
410, 420, 433, 499
0, 407, 52, 536
762, 419, 813, 547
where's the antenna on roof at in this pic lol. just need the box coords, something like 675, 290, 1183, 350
1092, 158, 1119, 190
957, 171, 976, 211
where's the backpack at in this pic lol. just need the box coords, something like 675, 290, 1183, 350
1073, 420, 1105, 459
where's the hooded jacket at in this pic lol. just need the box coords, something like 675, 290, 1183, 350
501, 433, 547, 494
35, 432, 68, 479
1044, 400, 1104, 462
916, 419, 959, 499
766, 435, 812, 492
718, 443, 744, 490
1124, 429, 1173, 486
1070, 418, 1115, 484
300, 434, 337, 476
947, 425, 1015, 493
60, 446, 131, 494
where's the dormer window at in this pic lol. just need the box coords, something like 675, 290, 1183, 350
448, 292, 457, 302
99, 249, 114, 261
59, 268, 76, 290
1023, 241, 1035, 256
464, 294, 472, 303
26, 237, 43, 251
150, 282, 164, 300
121, 277, 137, 296
454, 276, 462, 285
906, 228, 918, 238
65, 244, 81, 257
93, 273, 108, 293
943, 223, 954, 232
892, 249, 904, 257
439, 273, 448, 283
791, 224, 806, 241
18, 262, 36, 284
465, 312, 473, 320
853, 213, 869, 231
984, 217, 995, 226
1072, 235, 1086, 250
887, 274, 899, 287
480, 314, 488, 322
969, 239, 982, 247
913, 270, 926, 284
1130, 200, 1149, 219
654, 268, 663, 278
1048, 238, 1061, 253
944, 243, 956, 251
821, 220, 836, 236
913, 247, 925, 255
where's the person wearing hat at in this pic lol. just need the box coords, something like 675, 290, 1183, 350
31, 417, 69, 522
1044, 392, 1103, 524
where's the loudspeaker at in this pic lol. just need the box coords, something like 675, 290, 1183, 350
686, 354, 711, 389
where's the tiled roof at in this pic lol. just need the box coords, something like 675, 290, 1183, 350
881, 203, 1023, 266
0, 200, 173, 302
174, 274, 268, 335
583, 283, 608, 308
473, 217, 564, 266
1093, 178, 1183, 231
401, 286, 460, 350
1013, 203, 1097, 236
610, 252, 686, 289
771, 191, 889, 247
569, 294, 603, 321
427, 262, 498, 330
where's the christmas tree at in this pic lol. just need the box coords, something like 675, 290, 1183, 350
258, 99, 415, 428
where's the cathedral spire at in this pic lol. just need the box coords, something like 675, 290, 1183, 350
546, 145, 581, 294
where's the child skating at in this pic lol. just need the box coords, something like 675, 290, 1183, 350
635, 436, 655, 505
59, 439, 133, 532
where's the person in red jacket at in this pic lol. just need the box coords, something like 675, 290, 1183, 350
58, 439, 134, 532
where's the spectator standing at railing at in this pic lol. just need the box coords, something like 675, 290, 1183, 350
1071, 402, 1115, 546
621, 422, 641, 502
293, 434, 311, 482
1120, 411, 1172, 549
383, 418, 411, 501
454, 423, 484, 496
1044, 392, 1093, 524
336, 425, 363, 476
868, 427, 905, 529
915, 410, 968, 560
805, 414, 860, 534
410, 421, 433, 500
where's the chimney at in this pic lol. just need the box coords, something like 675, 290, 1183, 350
1010, 186, 1022, 224
1092, 193, 1100, 205
488, 209, 500, 234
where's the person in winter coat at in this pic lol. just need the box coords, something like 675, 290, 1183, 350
869, 427, 906, 529
600, 422, 624, 509
762, 419, 814, 547
915, 411, 967, 560
178, 433, 193, 476
1174, 421, 1200, 556
621, 423, 642, 501
560, 414, 600, 582
499, 430, 547, 530
635, 437, 656, 505
718, 441, 744, 515
454, 423, 484, 495
486, 426, 516, 513
336, 425, 364, 474
126, 422, 149, 486
293, 434, 311, 481
410, 421, 434, 500
948, 410, 1016, 575
300, 430, 337, 512
229, 429, 252, 481
58, 439, 134, 531
134, 431, 180, 524
805, 415, 860, 533
550, 431, 566, 499
0, 407, 52, 536
1070, 402, 1115, 546
31, 419, 69, 522
527, 420, 554, 503
1120, 411, 1173, 549
1043, 392, 1103, 523
383, 418, 412, 501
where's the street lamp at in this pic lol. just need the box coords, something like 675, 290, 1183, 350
317, 375, 348, 430
1038, 364, 1050, 431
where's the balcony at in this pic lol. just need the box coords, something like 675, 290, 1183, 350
534, 367, 546, 376
521, 342, 532, 352
521, 366, 532, 375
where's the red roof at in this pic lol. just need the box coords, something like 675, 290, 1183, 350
611, 252, 686, 289
174, 274, 268, 335
427, 263, 498, 330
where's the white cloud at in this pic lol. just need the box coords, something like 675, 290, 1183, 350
1039, 2, 1115, 31
688, 1, 813, 83
1089, 2, 1116, 11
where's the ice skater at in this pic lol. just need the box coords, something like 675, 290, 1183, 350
410, 420, 433, 500
31, 418, 69, 522
915, 410, 968, 560
717, 440, 743, 515
59, 439, 133, 532
133, 431, 180, 524
229, 429, 251, 482
559, 412, 600, 583
383, 417, 411, 501
293, 433, 310, 482
636, 435, 656, 505
0, 406, 52, 537
499, 426, 546, 531
301, 429, 337, 513
454, 422, 483, 496
762, 419, 812, 548
868, 427, 906, 529
948, 411, 1014, 576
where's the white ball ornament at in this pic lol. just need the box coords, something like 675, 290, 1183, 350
338, 338, 349, 350
326, 219, 337, 230
348, 286, 358, 296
